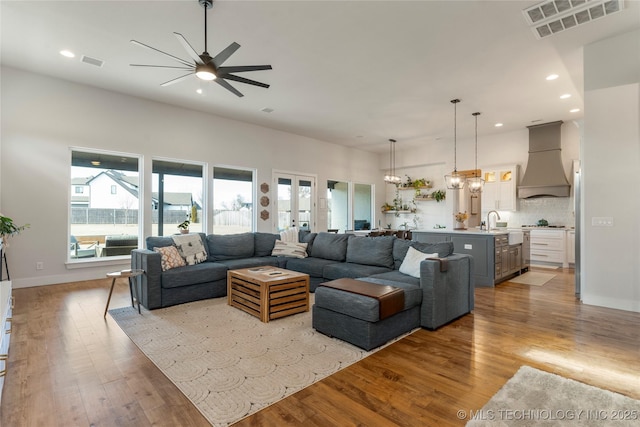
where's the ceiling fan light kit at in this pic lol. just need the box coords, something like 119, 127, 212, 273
130, 0, 271, 97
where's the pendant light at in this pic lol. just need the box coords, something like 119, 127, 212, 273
468, 112, 484, 193
444, 99, 465, 190
384, 138, 401, 184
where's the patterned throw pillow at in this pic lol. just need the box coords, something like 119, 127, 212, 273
271, 240, 308, 258
154, 246, 186, 271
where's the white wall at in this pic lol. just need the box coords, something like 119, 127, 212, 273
582, 29, 640, 312
0, 67, 381, 288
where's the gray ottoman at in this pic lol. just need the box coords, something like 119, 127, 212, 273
312, 278, 421, 350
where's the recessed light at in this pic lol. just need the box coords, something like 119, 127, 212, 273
91, 160, 101, 166
60, 50, 75, 58
546, 74, 559, 81
570, 108, 580, 113
494, 123, 504, 127
260, 107, 274, 113
560, 94, 571, 99
196, 88, 203, 95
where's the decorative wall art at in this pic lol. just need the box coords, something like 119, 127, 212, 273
260, 183, 269, 194
260, 196, 270, 207
260, 210, 269, 221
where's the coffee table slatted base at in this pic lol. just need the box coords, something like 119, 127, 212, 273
227, 270, 309, 322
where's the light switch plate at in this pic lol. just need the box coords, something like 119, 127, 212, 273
464, 244, 472, 250
592, 217, 614, 227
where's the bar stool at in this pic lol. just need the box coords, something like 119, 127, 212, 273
104, 269, 145, 318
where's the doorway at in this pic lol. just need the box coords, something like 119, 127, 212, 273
273, 173, 316, 232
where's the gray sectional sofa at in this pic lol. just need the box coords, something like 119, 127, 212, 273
131, 231, 474, 349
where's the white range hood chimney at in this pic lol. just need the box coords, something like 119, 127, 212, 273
518, 121, 571, 198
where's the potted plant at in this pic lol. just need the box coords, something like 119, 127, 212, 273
177, 220, 190, 234
431, 190, 446, 203
0, 214, 29, 248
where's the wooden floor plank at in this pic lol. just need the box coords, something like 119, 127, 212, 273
2, 268, 639, 426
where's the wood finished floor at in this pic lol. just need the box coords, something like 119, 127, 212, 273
1, 268, 639, 426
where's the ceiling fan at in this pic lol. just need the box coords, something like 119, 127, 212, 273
130, 0, 271, 97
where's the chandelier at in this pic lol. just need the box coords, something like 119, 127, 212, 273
468, 112, 484, 193
384, 138, 401, 184
444, 99, 465, 190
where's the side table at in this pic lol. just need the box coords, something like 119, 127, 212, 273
104, 269, 145, 318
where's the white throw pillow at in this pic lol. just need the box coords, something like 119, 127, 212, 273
399, 246, 439, 278
271, 240, 308, 258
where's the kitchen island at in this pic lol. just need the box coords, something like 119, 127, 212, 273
413, 229, 524, 286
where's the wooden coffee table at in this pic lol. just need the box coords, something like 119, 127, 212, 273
227, 267, 310, 322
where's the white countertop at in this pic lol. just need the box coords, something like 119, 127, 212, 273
414, 229, 509, 236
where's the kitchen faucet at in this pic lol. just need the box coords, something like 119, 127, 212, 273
487, 210, 501, 232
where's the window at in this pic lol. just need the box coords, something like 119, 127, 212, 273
75, 186, 84, 194
69, 149, 141, 260
213, 166, 254, 234
152, 159, 204, 236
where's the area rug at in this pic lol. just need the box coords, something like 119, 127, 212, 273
467, 366, 640, 426
508, 271, 556, 286
109, 296, 411, 426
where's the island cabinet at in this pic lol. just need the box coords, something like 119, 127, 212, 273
413, 231, 523, 287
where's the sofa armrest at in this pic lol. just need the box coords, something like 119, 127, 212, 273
131, 249, 163, 309
419, 253, 474, 329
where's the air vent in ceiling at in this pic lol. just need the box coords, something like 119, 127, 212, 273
81, 55, 104, 68
523, 0, 624, 39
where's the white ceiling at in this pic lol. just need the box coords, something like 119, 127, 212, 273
2, 0, 639, 153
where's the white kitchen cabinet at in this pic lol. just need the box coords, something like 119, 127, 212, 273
530, 229, 567, 267
567, 230, 575, 265
482, 165, 517, 212
0, 280, 12, 404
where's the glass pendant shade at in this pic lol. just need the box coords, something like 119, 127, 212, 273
468, 111, 484, 194
384, 138, 401, 184
445, 99, 465, 190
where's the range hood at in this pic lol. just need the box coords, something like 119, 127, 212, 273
518, 121, 571, 198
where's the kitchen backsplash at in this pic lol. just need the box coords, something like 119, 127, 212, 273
499, 197, 575, 227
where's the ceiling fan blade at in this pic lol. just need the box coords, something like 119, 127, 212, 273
130, 64, 194, 71
212, 42, 241, 67
130, 39, 193, 67
217, 65, 273, 74
222, 74, 270, 89
160, 73, 195, 87
173, 32, 204, 65
215, 78, 244, 97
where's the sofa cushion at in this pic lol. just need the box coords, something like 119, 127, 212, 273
271, 241, 308, 258
399, 246, 438, 278
300, 231, 317, 255
285, 257, 341, 278
215, 257, 279, 270
153, 245, 186, 271
346, 235, 394, 268
310, 232, 349, 261
392, 239, 454, 269
207, 233, 255, 261
254, 232, 279, 256
160, 262, 228, 289
357, 276, 422, 311
146, 235, 174, 251
322, 262, 392, 281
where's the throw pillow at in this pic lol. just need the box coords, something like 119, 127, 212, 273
172, 234, 207, 265
271, 240, 308, 258
154, 245, 186, 271
399, 246, 438, 278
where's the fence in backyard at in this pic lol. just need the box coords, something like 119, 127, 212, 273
71, 208, 254, 228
